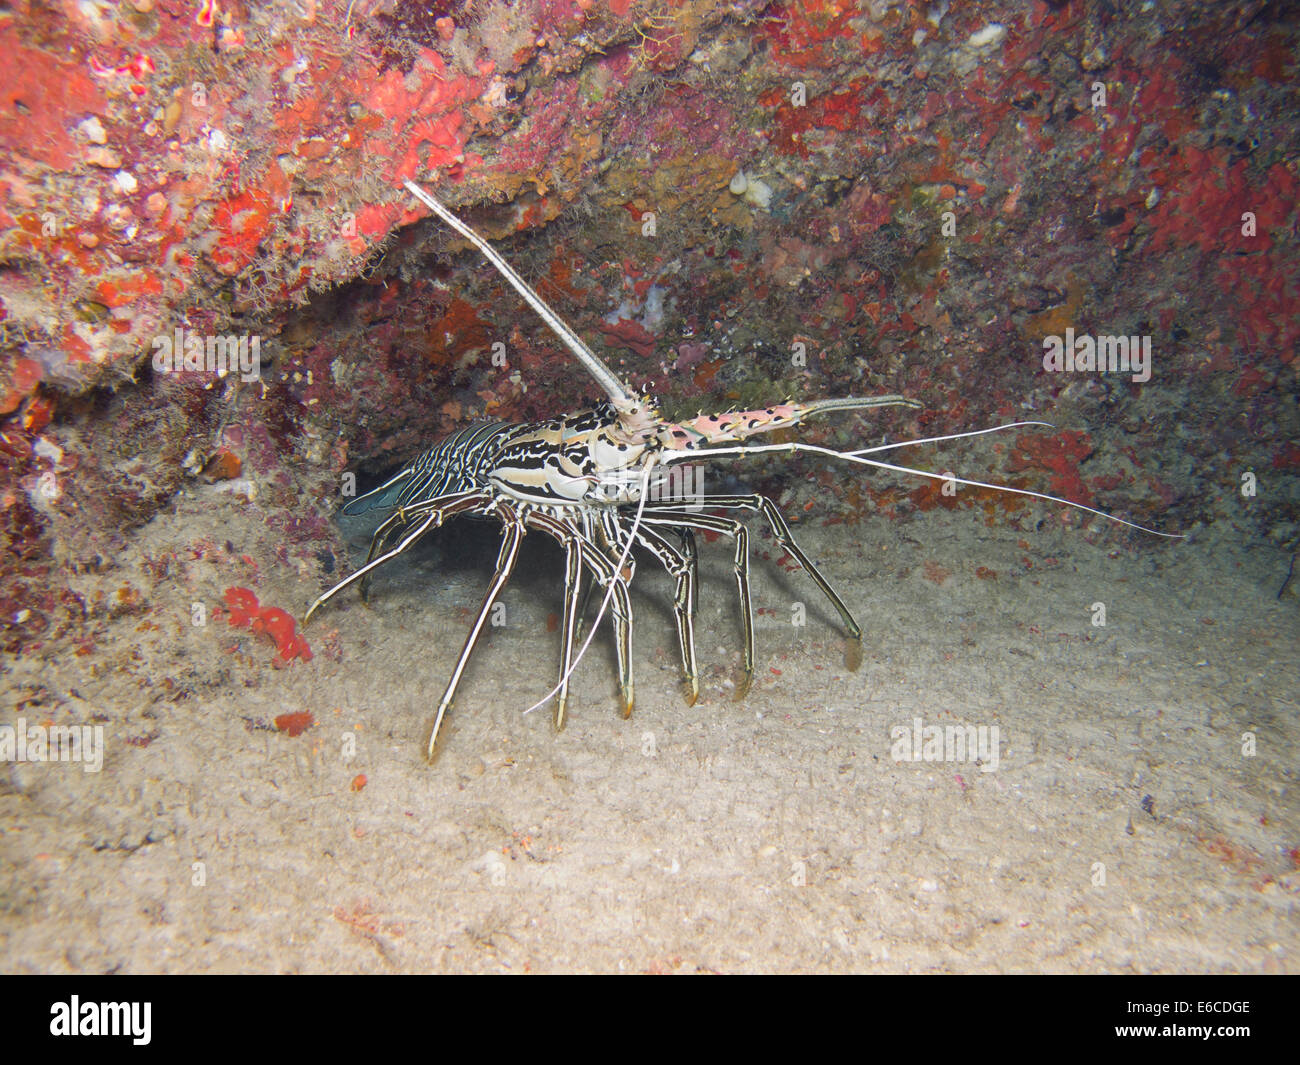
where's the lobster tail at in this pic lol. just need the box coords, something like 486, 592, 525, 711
341, 473, 411, 515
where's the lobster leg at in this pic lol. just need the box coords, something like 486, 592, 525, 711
521, 513, 591, 730
612, 519, 700, 706
525, 512, 637, 722
586, 512, 641, 718
305, 490, 492, 624
572, 550, 636, 718
556, 530, 583, 730
587, 539, 636, 719
357, 510, 412, 603
678, 528, 699, 620
671, 493, 865, 671
639, 509, 756, 700
427, 505, 524, 760
565, 558, 636, 712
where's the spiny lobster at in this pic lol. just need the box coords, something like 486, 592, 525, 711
306, 179, 1176, 760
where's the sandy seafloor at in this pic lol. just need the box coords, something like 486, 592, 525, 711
2, 480, 1297, 973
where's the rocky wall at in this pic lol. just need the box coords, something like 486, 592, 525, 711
1, 0, 1296, 655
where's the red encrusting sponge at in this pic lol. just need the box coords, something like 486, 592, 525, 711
221, 586, 313, 663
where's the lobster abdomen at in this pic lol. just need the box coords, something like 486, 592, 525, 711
341, 420, 521, 515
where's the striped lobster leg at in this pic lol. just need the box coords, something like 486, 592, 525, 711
354, 510, 419, 604
570, 520, 637, 719
427, 503, 525, 758
682, 493, 867, 672
303, 489, 494, 625
597, 511, 701, 706
607, 493, 868, 699
629, 525, 700, 706
635, 508, 758, 699
556, 519, 585, 730
677, 529, 699, 620
524, 511, 637, 729
428, 506, 639, 755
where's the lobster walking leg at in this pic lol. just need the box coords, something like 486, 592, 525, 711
677, 528, 699, 619
663, 493, 866, 672
612, 519, 701, 706
637, 509, 757, 699
428, 504, 524, 759
587, 514, 641, 716
557, 527, 583, 729
357, 510, 414, 603
525, 511, 637, 723
559, 553, 638, 712
588, 543, 636, 719
581, 534, 636, 719
305, 489, 493, 624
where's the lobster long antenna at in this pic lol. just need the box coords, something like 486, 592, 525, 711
403, 179, 637, 407
660, 438, 1184, 538
850, 420, 1056, 455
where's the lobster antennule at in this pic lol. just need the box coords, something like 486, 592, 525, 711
658, 394, 921, 450
403, 179, 638, 409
